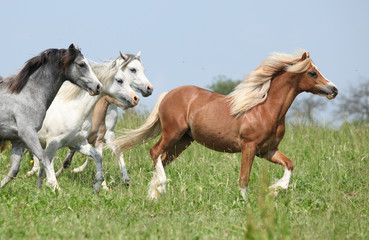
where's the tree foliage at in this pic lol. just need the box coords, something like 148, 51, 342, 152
335, 78, 369, 122
289, 95, 328, 124
207, 75, 241, 95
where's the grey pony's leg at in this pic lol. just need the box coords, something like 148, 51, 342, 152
56, 148, 76, 177
1, 140, 25, 188
18, 127, 59, 191
25, 153, 40, 177
73, 141, 104, 193
36, 141, 61, 190
26, 153, 40, 177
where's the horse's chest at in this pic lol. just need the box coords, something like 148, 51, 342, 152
78, 120, 93, 138
258, 124, 285, 152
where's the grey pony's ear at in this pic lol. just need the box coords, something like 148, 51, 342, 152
68, 44, 80, 50
120, 51, 129, 61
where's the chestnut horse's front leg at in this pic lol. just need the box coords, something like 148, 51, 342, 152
239, 143, 257, 202
261, 149, 294, 193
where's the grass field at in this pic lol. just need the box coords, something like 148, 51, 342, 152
0, 111, 368, 239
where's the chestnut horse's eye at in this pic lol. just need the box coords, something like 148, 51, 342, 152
307, 71, 317, 79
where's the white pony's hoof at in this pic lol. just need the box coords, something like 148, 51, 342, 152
102, 180, 110, 192
25, 170, 37, 177
46, 181, 61, 193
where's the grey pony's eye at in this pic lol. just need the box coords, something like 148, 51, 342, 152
130, 68, 136, 73
77, 62, 86, 68
307, 71, 317, 78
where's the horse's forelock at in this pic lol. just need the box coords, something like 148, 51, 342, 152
61, 47, 82, 73
119, 54, 140, 70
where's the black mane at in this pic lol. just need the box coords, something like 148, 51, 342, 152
7, 45, 81, 94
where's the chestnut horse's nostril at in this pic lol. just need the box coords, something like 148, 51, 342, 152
332, 86, 338, 94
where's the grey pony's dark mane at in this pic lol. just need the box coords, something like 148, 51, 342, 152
6, 47, 81, 94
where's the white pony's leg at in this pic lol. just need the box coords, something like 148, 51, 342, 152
148, 155, 167, 200
56, 148, 75, 177
95, 141, 110, 191
105, 106, 131, 185
25, 154, 40, 177
73, 141, 104, 193
71, 158, 91, 173
106, 131, 131, 185
117, 153, 130, 185
268, 167, 292, 194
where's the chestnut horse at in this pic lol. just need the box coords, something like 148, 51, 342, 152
109, 51, 338, 201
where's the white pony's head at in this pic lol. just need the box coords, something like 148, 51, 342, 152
102, 61, 139, 109
118, 51, 153, 97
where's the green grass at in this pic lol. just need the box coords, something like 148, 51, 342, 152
0, 112, 368, 239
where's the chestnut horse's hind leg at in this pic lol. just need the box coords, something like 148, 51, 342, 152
261, 149, 294, 194
148, 116, 191, 200
162, 134, 193, 167
148, 154, 167, 200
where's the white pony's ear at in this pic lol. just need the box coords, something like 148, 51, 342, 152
120, 51, 129, 61
136, 51, 141, 58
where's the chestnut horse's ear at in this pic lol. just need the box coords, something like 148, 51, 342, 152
69, 44, 75, 50
120, 51, 128, 61
301, 52, 310, 61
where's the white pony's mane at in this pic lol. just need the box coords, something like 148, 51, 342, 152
226, 50, 311, 117
57, 59, 120, 101
57, 54, 141, 101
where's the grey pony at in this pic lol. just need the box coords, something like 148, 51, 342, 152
0, 44, 102, 191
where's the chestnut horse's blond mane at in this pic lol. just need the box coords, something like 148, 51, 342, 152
226, 50, 311, 117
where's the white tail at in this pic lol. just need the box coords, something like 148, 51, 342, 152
108, 92, 168, 155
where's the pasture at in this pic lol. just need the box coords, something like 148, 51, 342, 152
0, 111, 368, 239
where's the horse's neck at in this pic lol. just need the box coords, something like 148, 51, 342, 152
71, 91, 103, 123
260, 72, 301, 123
26, 64, 65, 109
91, 97, 111, 133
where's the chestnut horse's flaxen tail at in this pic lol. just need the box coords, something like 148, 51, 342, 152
109, 92, 168, 155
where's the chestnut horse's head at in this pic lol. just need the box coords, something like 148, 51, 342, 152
296, 52, 338, 99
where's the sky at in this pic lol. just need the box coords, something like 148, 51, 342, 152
1, 0, 368, 123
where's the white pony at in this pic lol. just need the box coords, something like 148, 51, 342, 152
30, 53, 142, 192
27, 52, 152, 190
65, 52, 153, 186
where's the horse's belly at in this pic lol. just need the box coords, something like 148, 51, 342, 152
0, 118, 19, 140
190, 131, 241, 153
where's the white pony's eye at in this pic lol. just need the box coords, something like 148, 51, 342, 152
130, 68, 136, 73
116, 79, 123, 84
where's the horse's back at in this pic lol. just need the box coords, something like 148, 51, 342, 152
159, 85, 241, 152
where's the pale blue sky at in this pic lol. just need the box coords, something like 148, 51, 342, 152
1, 0, 368, 120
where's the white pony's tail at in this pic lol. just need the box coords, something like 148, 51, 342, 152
108, 92, 168, 155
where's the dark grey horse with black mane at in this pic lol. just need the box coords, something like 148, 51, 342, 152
0, 44, 102, 191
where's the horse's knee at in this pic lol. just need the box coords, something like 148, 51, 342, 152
286, 160, 294, 171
